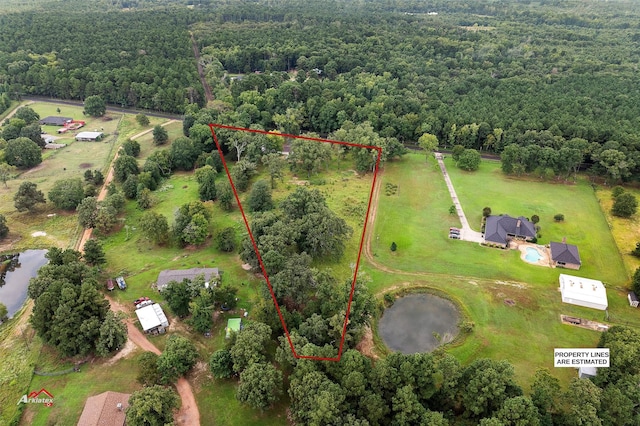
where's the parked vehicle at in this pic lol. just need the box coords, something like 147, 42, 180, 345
106, 279, 115, 291
449, 227, 460, 232
449, 234, 460, 239
134, 297, 150, 306
116, 276, 127, 290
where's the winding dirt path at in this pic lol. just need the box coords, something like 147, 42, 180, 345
76, 120, 177, 253
106, 296, 200, 425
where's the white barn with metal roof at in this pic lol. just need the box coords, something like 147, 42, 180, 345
135, 303, 169, 333
559, 274, 608, 311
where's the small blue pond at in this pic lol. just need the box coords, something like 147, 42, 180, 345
524, 247, 543, 263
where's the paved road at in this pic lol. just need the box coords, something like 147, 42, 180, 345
434, 153, 484, 243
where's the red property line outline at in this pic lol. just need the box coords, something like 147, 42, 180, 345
209, 123, 382, 361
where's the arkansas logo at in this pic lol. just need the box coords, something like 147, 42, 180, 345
17, 388, 54, 407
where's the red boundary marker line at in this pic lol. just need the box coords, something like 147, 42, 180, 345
209, 123, 382, 361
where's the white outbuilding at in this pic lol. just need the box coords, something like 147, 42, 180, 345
75, 131, 104, 141
559, 274, 608, 311
135, 303, 169, 334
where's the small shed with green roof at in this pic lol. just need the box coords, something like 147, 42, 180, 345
226, 318, 242, 338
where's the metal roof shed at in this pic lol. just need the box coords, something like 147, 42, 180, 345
226, 318, 242, 338
559, 274, 608, 311
135, 303, 169, 332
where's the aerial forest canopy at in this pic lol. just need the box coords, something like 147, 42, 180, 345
3, 0, 640, 179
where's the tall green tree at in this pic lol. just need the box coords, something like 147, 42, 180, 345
217, 180, 234, 211
96, 311, 127, 357
418, 133, 439, 159
114, 154, 139, 182
0, 163, 17, 187
288, 138, 332, 178
261, 153, 286, 188
247, 180, 274, 212
153, 125, 169, 146
237, 363, 283, 410
457, 149, 481, 171
84, 95, 106, 117
4, 137, 42, 169
230, 322, 272, 373
126, 385, 179, 426
195, 165, 217, 201
139, 211, 170, 245
460, 358, 523, 419
136, 113, 150, 126
0, 214, 8, 239
157, 335, 198, 384
14, 106, 39, 124
163, 279, 191, 317
14, 181, 46, 212
612, 192, 638, 217
48, 178, 85, 210
210, 349, 234, 379
83, 239, 106, 266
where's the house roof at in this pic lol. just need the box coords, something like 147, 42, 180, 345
550, 242, 581, 265
76, 131, 104, 140
39, 116, 72, 126
156, 268, 219, 291
77, 391, 130, 426
484, 215, 536, 245
135, 303, 168, 331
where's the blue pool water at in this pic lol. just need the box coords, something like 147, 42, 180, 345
524, 247, 542, 263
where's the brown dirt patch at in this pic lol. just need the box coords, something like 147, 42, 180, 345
102, 116, 113, 121
79, 163, 93, 169
355, 325, 379, 360
104, 338, 138, 366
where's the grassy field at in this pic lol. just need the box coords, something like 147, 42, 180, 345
0, 302, 43, 426
0, 102, 167, 253
20, 350, 144, 426
596, 187, 640, 278
366, 153, 639, 389
371, 154, 628, 286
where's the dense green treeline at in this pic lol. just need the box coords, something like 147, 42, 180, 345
187, 0, 640, 181
0, 9, 204, 112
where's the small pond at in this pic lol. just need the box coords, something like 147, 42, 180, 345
0, 250, 48, 318
379, 293, 460, 354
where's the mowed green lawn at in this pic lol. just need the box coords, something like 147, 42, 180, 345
366, 269, 605, 388
372, 154, 627, 287
367, 153, 639, 388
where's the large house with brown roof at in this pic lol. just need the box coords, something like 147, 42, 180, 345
550, 242, 581, 270
483, 215, 536, 248
77, 391, 130, 426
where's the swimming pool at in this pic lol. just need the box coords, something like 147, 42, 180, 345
524, 247, 543, 263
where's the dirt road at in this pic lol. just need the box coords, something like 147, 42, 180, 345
106, 296, 200, 425
76, 120, 177, 253
190, 32, 213, 103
